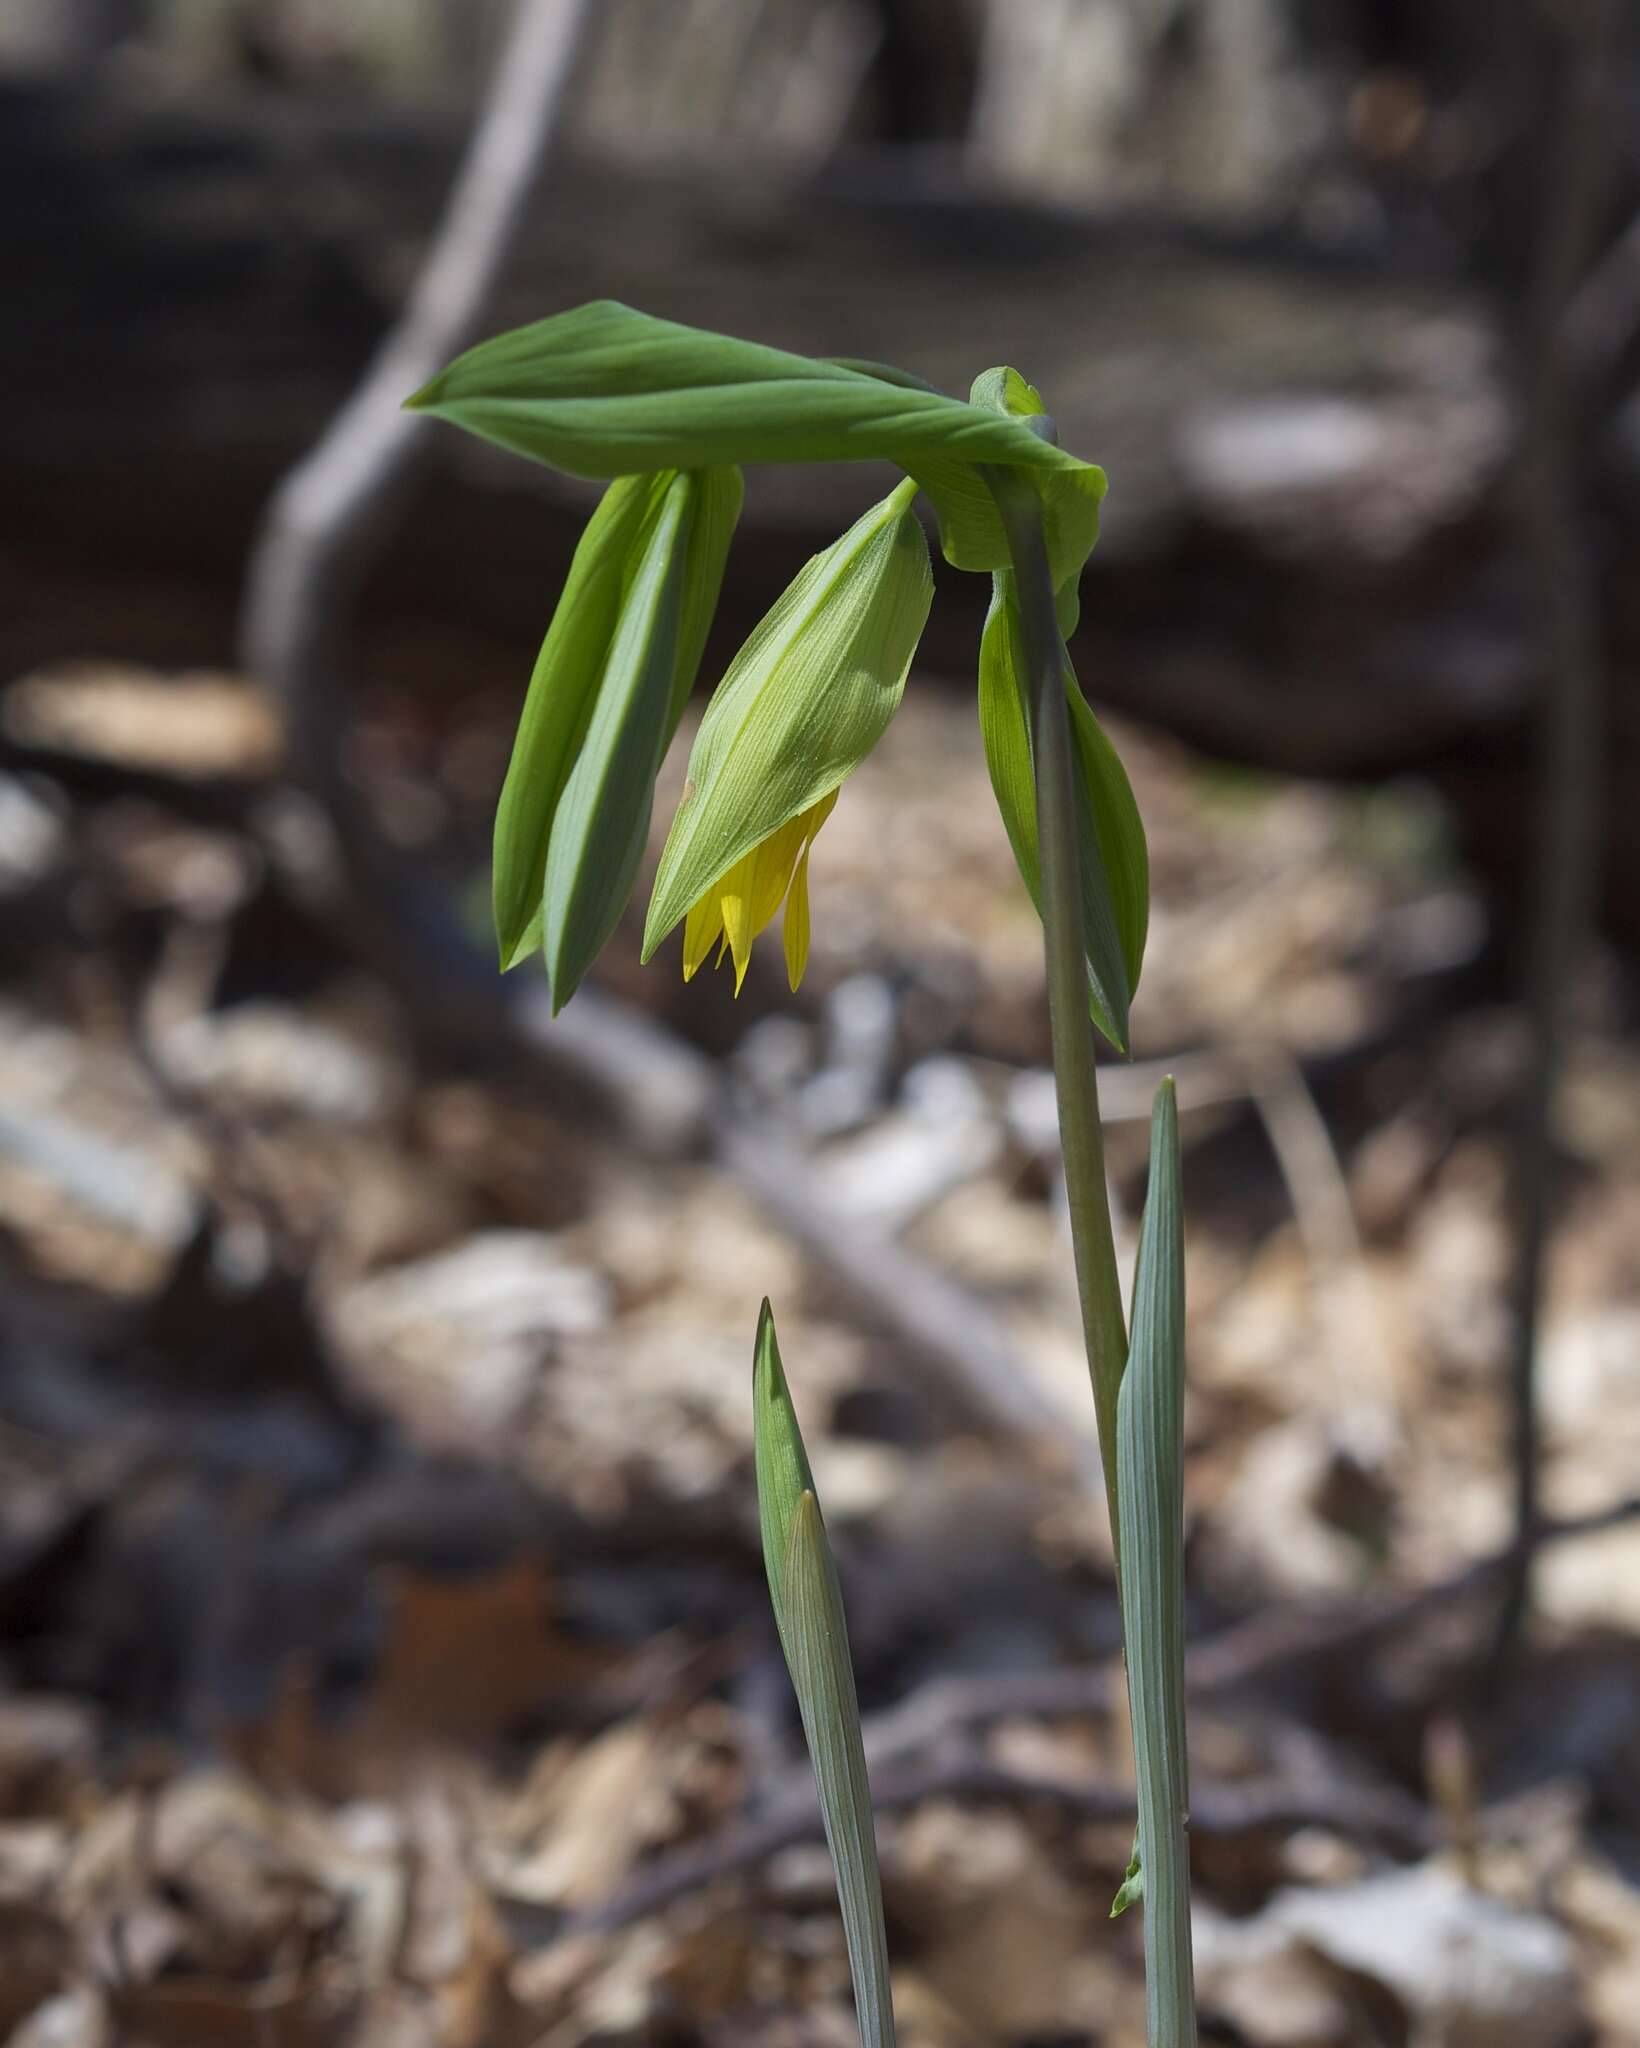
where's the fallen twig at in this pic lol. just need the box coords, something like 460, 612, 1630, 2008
240, 0, 596, 1037
546, 1489, 1640, 1942
568, 1755, 1431, 1940
857, 1489, 1640, 1769
720, 1120, 1106, 1492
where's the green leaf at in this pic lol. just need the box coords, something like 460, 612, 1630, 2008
494, 473, 653, 972
670, 466, 746, 728
643, 479, 932, 963
822, 357, 947, 397
1117, 1080, 1198, 2045
409, 300, 1104, 586
977, 572, 1148, 1052
541, 465, 739, 1009
491, 465, 741, 1001
752, 1299, 818, 1648
968, 365, 1046, 420
1111, 1831, 1144, 1918
966, 359, 1145, 1051
754, 1304, 896, 2048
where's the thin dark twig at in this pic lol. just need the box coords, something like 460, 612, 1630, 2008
1494, 0, 1622, 1671
719, 1121, 1105, 1490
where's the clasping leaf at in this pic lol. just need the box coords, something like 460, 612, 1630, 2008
970, 366, 1147, 1052
1116, 1081, 1197, 2043
978, 571, 1148, 1051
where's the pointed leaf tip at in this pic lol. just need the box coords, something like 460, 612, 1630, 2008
1110, 1833, 1144, 1918
752, 1301, 818, 1655
752, 1313, 895, 2048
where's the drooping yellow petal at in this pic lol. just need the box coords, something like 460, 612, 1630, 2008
783, 843, 812, 990
682, 889, 725, 981
682, 788, 843, 992
803, 787, 840, 838
721, 814, 806, 991
715, 848, 757, 991
781, 789, 838, 992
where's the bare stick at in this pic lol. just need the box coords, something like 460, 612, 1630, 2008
554, 1492, 1640, 1944
858, 1489, 1640, 1773
721, 1120, 1107, 1492
570, 1759, 1431, 1939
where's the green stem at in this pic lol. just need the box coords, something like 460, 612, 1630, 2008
986, 458, 1129, 1564
989, 463, 1198, 2048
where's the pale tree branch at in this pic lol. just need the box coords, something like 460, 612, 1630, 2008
239, 0, 596, 1025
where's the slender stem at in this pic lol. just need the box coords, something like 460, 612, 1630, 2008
986, 461, 1198, 2048
985, 460, 1128, 1562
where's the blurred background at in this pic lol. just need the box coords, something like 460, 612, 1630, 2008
1, 2, 1638, 2042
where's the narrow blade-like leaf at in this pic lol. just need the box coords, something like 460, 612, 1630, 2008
753, 1297, 818, 1650
539, 474, 689, 1008
754, 1304, 896, 2048
493, 471, 657, 970
785, 1494, 896, 2048
540, 466, 741, 1009
492, 464, 741, 995
1116, 1081, 1198, 2045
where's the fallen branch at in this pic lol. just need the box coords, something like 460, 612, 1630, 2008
240, 0, 596, 1034
569, 1755, 1432, 1939
547, 1489, 1640, 1942
856, 1489, 1640, 1771
720, 1120, 1106, 1492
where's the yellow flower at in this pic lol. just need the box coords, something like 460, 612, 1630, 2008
644, 482, 931, 991
681, 789, 838, 993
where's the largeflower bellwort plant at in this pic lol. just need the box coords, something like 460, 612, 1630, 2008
411, 301, 1196, 2047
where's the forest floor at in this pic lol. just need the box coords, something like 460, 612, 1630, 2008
0, 652, 1637, 2048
